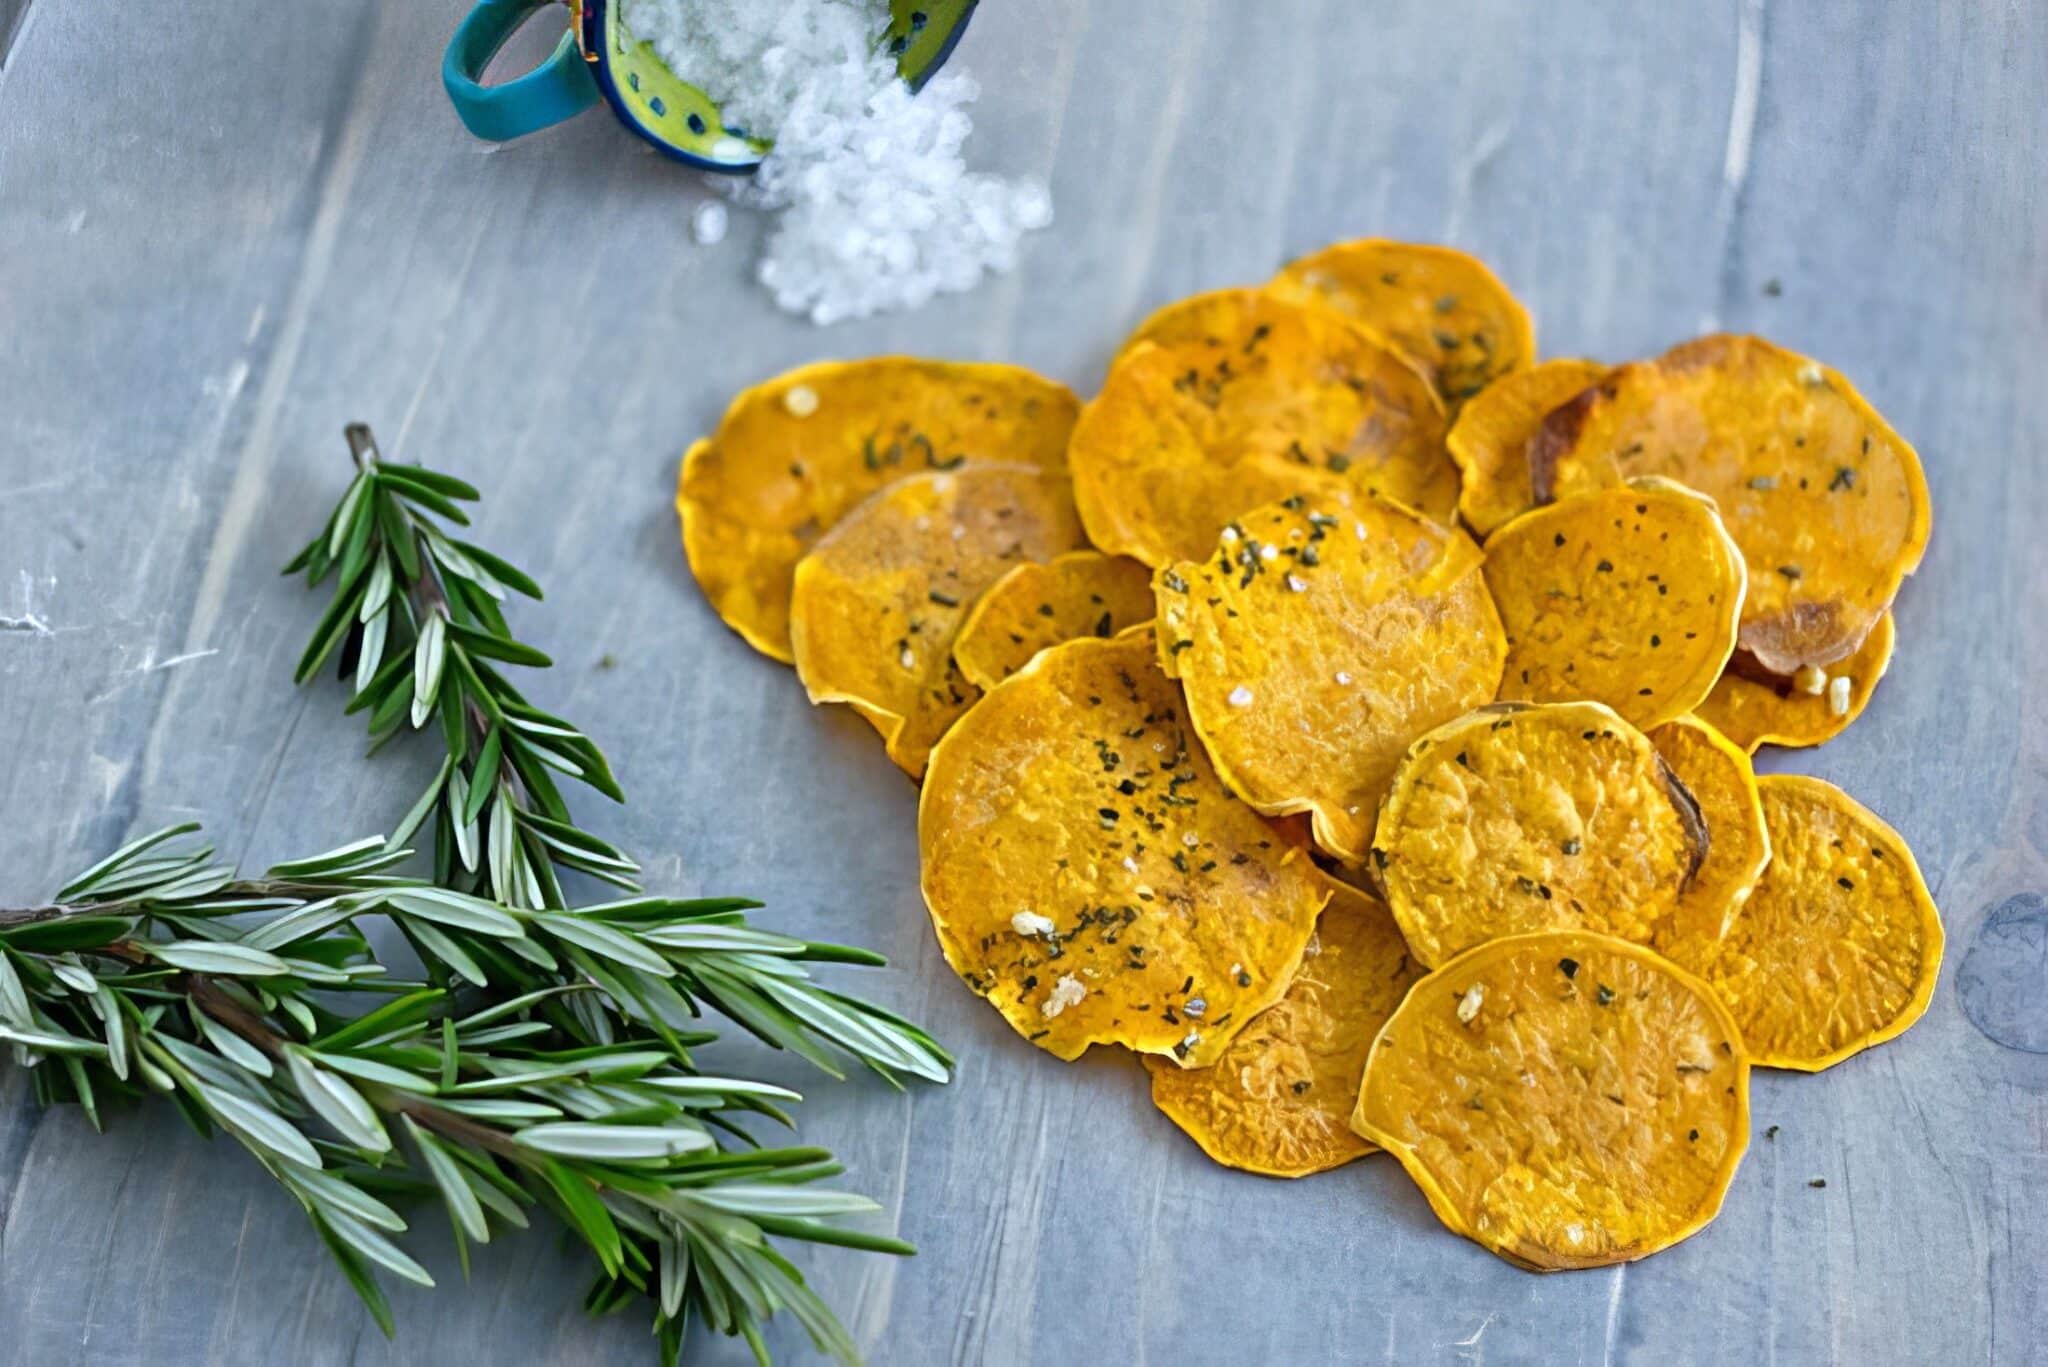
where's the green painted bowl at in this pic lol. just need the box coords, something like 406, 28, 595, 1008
578, 0, 979, 171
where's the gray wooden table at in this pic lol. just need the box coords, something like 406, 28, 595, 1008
3, 1, 2043, 1363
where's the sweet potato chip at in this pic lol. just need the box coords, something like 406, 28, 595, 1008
1482, 479, 1746, 729
1143, 879, 1422, 1177
1155, 493, 1504, 863
919, 633, 1329, 1064
1372, 701, 1707, 968
951, 550, 1155, 691
789, 464, 1088, 778
1267, 240, 1536, 408
1648, 716, 1770, 942
1352, 930, 1749, 1270
1447, 359, 1607, 536
1662, 775, 1942, 1071
1071, 293, 1454, 566
679, 358, 1079, 662
1528, 334, 1930, 674
1695, 612, 1896, 753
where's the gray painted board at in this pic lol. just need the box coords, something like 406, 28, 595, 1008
1, 0, 2043, 1362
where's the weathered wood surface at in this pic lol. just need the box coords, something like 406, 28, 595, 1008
1, 0, 2043, 1362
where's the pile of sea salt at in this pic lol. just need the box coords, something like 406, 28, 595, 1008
620, 0, 1052, 325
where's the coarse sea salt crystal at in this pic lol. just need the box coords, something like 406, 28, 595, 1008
1011, 910, 1056, 938
622, 0, 1050, 325
691, 200, 729, 245
1041, 974, 1087, 1019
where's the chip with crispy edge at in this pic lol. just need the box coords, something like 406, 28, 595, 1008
679, 358, 1079, 663
1528, 334, 1930, 675
1662, 775, 1942, 1071
1071, 293, 1454, 566
790, 465, 1088, 779
1155, 493, 1504, 863
918, 633, 1328, 1065
1351, 930, 1749, 1270
1648, 716, 1770, 942
951, 550, 1155, 691
1448, 358, 1607, 536
1143, 879, 1422, 1177
1266, 240, 1536, 408
1482, 479, 1747, 730
1371, 701, 1708, 968
1695, 612, 1896, 753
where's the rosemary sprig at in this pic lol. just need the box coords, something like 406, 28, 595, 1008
2, 826, 943, 1362
285, 423, 627, 912
271, 427, 948, 1360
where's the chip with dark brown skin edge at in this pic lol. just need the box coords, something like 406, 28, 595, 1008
1372, 701, 1708, 968
1526, 334, 1929, 675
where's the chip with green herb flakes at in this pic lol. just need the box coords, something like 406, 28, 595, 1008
1266, 239, 1536, 410
1155, 492, 1504, 864
1482, 479, 1746, 730
1372, 701, 1708, 968
1144, 878, 1422, 1177
679, 357, 1078, 663
790, 464, 1088, 779
1527, 333, 1929, 675
951, 550, 1156, 691
1352, 929, 1749, 1270
1072, 292, 1454, 567
919, 633, 1328, 1066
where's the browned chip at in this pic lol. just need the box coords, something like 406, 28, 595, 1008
1695, 613, 1896, 753
1448, 359, 1608, 535
1528, 334, 1930, 674
1647, 716, 1771, 943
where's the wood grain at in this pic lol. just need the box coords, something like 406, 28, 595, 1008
1, 0, 2042, 1361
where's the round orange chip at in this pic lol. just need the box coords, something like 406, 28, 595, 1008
1662, 775, 1942, 1072
1071, 292, 1453, 566
679, 358, 1079, 663
1266, 240, 1536, 408
919, 633, 1329, 1065
1482, 479, 1747, 730
1528, 334, 1930, 674
1372, 701, 1707, 968
1352, 930, 1749, 1271
1155, 493, 1504, 863
1695, 612, 1896, 753
951, 550, 1155, 691
1143, 879, 1423, 1177
1648, 716, 1770, 943
790, 465, 1088, 779
1447, 358, 1607, 536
